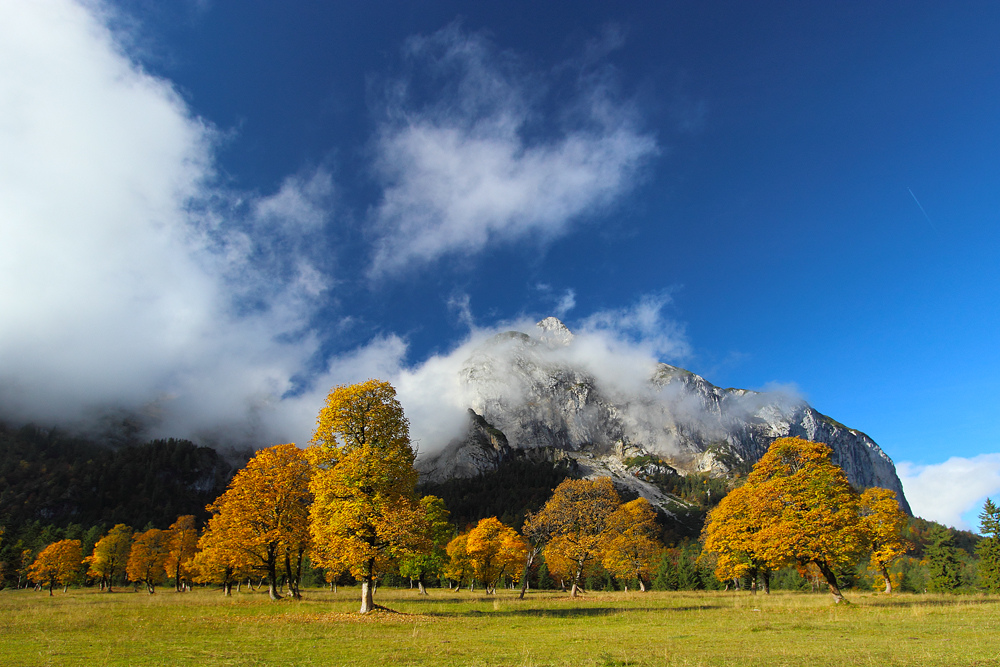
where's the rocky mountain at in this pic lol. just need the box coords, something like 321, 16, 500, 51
417, 317, 910, 514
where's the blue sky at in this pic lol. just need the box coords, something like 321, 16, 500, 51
2, 0, 999, 529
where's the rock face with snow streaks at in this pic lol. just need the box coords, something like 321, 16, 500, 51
416, 317, 910, 514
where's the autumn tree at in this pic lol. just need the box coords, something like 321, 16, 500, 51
702, 438, 869, 602
86, 524, 133, 592
748, 438, 869, 602
191, 520, 255, 596
702, 483, 777, 594
399, 495, 452, 595
308, 380, 428, 613
600, 498, 662, 591
464, 517, 527, 594
165, 515, 198, 592
977, 498, 1000, 592
127, 529, 171, 594
533, 477, 622, 597
28, 540, 83, 595
519, 508, 557, 599
859, 487, 910, 593
444, 532, 473, 589
202, 443, 312, 600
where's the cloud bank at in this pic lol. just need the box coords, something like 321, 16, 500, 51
897, 455, 1000, 530
0, 2, 661, 451
369, 24, 658, 276
0, 0, 329, 444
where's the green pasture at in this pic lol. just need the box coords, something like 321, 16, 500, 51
1, 586, 997, 666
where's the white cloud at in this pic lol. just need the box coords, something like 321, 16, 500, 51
897, 455, 1000, 530
0, 0, 329, 445
368, 25, 658, 276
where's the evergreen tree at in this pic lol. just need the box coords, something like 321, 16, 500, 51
924, 526, 962, 592
652, 551, 679, 590
976, 498, 1000, 592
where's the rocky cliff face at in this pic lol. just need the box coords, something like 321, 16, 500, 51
417, 317, 910, 514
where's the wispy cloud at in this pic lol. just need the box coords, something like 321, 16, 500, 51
368, 24, 658, 276
897, 455, 1000, 530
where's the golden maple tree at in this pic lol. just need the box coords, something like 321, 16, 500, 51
701, 483, 775, 593
164, 515, 198, 592
859, 487, 910, 593
443, 532, 474, 589
533, 477, 622, 597
201, 443, 312, 600
464, 517, 527, 594
86, 524, 133, 592
702, 437, 870, 602
307, 379, 428, 613
28, 539, 83, 595
126, 529, 171, 594
600, 498, 662, 591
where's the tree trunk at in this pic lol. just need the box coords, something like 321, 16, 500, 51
360, 578, 375, 613
359, 558, 376, 613
518, 549, 537, 600
417, 574, 428, 596
48, 580, 53, 596
814, 560, 845, 603
880, 565, 892, 594
267, 549, 282, 600
224, 581, 232, 596
761, 569, 771, 595
639, 579, 647, 592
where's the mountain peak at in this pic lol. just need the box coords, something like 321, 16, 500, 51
535, 316, 574, 346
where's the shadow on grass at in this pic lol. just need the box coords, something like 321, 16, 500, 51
425, 605, 716, 618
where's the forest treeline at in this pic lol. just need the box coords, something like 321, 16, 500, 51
2, 384, 998, 609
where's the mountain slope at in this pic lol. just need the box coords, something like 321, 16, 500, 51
417, 317, 910, 514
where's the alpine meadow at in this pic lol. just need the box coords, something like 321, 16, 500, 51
4, 1, 1000, 666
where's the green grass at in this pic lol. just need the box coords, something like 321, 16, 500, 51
2, 586, 998, 666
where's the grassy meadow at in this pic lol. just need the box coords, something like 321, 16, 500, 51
1, 586, 997, 666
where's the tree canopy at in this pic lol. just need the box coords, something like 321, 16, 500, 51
308, 379, 427, 613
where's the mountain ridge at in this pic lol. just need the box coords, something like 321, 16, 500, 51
417, 317, 910, 515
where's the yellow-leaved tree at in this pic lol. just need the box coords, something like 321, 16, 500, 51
600, 498, 662, 591
444, 532, 473, 589
702, 437, 869, 603
464, 517, 527, 594
165, 515, 198, 592
29, 539, 83, 595
533, 477, 622, 597
701, 483, 775, 593
126, 529, 171, 594
859, 487, 910, 593
201, 443, 312, 600
307, 379, 428, 613
86, 524, 133, 592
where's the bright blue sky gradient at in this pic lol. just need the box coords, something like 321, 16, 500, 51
2, 1, 999, 528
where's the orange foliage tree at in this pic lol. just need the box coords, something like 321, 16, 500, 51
165, 515, 198, 592
701, 483, 775, 593
532, 477, 623, 597
29, 539, 83, 595
201, 443, 312, 600
702, 437, 872, 603
86, 524, 133, 592
307, 380, 428, 613
859, 487, 910, 593
464, 517, 527, 594
443, 532, 473, 589
600, 498, 662, 591
126, 529, 171, 594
